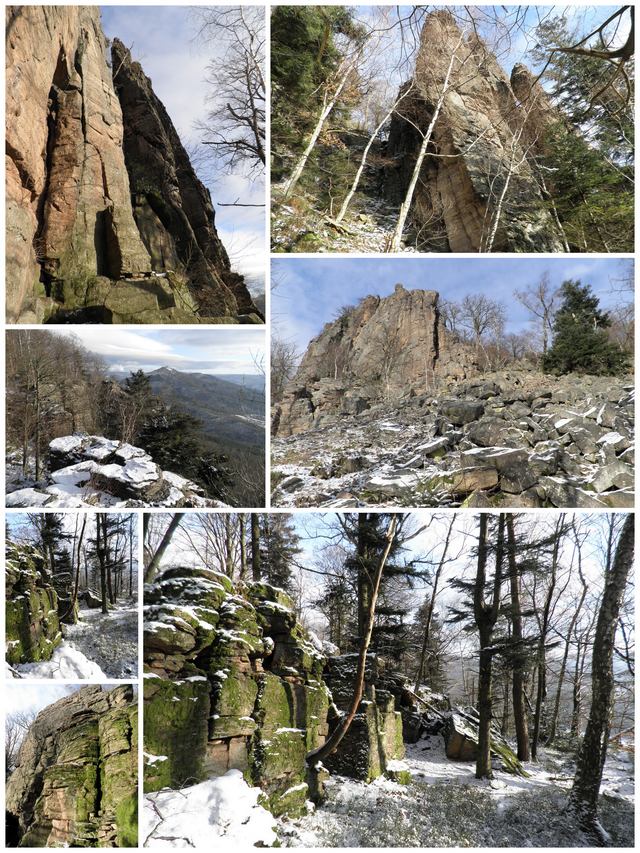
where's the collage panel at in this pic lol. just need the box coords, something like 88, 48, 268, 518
271, 4, 633, 255
5, 327, 266, 509
6, 512, 138, 680
6, 4, 265, 324
6, 683, 138, 848
140, 510, 634, 848
271, 257, 634, 509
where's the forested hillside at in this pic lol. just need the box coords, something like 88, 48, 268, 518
5, 331, 265, 506
271, 5, 634, 253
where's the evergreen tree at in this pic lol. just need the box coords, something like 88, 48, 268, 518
542, 280, 629, 375
260, 513, 301, 592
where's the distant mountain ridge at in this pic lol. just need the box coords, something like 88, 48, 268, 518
113, 366, 265, 448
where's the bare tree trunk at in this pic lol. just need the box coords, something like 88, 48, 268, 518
473, 514, 505, 779
129, 515, 134, 597
239, 514, 247, 581
506, 515, 530, 761
282, 62, 354, 199
414, 515, 454, 691
389, 43, 460, 252
96, 514, 109, 615
251, 514, 261, 581
336, 86, 413, 222
306, 515, 398, 766
72, 515, 87, 608
568, 515, 634, 841
144, 513, 184, 583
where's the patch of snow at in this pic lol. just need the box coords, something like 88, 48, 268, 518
13, 641, 107, 679
143, 770, 278, 848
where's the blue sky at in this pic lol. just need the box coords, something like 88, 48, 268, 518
273, 257, 632, 353
45, 328, 266, 376
100, 5, 265, 290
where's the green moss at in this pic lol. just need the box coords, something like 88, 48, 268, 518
115, 792, 138, 847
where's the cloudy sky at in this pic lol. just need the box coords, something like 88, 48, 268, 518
100, 5, 265, 289
273, 257, 631, 354
45, 328, 265, 376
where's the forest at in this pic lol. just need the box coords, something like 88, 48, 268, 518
142, 510, 634, 848
5, 330, 265, 507
6, 512, 138, 679
271, 5, 634, 254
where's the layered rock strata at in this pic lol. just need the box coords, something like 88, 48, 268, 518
384, 11, 564, 252
273, 284, 477, 437
5, 434, 226, 508
5, 543, 62, 665
143, 568, 410, 817
5, 6, 259, 323
6, 685, 138, 848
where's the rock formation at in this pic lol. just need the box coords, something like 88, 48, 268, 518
273, 366, 634, 509
5, 543, 62, 666
384, 11, 564, 252
5, 6, 260, 323
5, 434, 227, 508
143, 567, 406, 817
6, 685, 137, 848
273, 284, 477, 437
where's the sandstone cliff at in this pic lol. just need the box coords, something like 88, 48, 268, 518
273, 284, 477, 437
5, 6, 259, 323
144, 567, 405, 817
6, 685, 137, 848
384, 11, 564, 252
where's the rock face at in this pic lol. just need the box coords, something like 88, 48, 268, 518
5, 434, 227, 509
272, 368, 634, 509
143, 568, 410, 817
6, 685, 137, 848
144, 568, 331, 817
5, 6, 259, 323
274, 284, 477, 437
322, 654, 406, 783
384, 11, 564, 252
5, 543, 61, 665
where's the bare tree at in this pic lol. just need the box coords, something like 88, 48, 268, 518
192, 6, 265, 178
271, 336, 299, 404
144, 513, 185, 583
568, 513, 634, 842
514, 272, 558, 354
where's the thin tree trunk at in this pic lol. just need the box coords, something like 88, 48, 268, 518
282, 61, 354, 199
306, 515, 398, 766
389, 43, 460, 252
129, 515, 133, 597
97, 514, 109, 615
473, 514, 505, 780
72, 515, 87, 608
336, 86, 413, 222
414, 515, 454, 691
144, 513, 184, 583
251, 514, 261, 581
568, 515, 634, 841
506, 515, 530, 761
239, 515, 247, 581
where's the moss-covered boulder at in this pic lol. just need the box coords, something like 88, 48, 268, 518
5, 542, 62, 665
6, 685, 138, 848
443, 709, 526, 775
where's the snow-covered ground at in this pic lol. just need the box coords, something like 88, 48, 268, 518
276, 735, 635, 847
143, 770, 278, 848
9, 602, 138, 680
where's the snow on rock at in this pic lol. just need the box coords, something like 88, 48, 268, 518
11, 641, 107, 679
143, 770, 278, 848
5, 434, 228, 508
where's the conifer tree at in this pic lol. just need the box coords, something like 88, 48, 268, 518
542, 280, 629, 375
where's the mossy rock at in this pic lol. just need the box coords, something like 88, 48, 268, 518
249, 729, 309, 817
254, 672, 294, 734
115, 792, 137, 847
210, 665, 259, 724
143, 676, 210, 792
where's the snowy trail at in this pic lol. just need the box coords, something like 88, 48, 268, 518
63, 603, 139, 678
276, 736, 634, 848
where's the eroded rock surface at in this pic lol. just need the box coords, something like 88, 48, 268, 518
5, 542, 61, 665
384, 11, 564, 252
6, 685, 137, 848
5, 6, 259, 324
5, 434, 227, 508
274, 285, 477, 437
